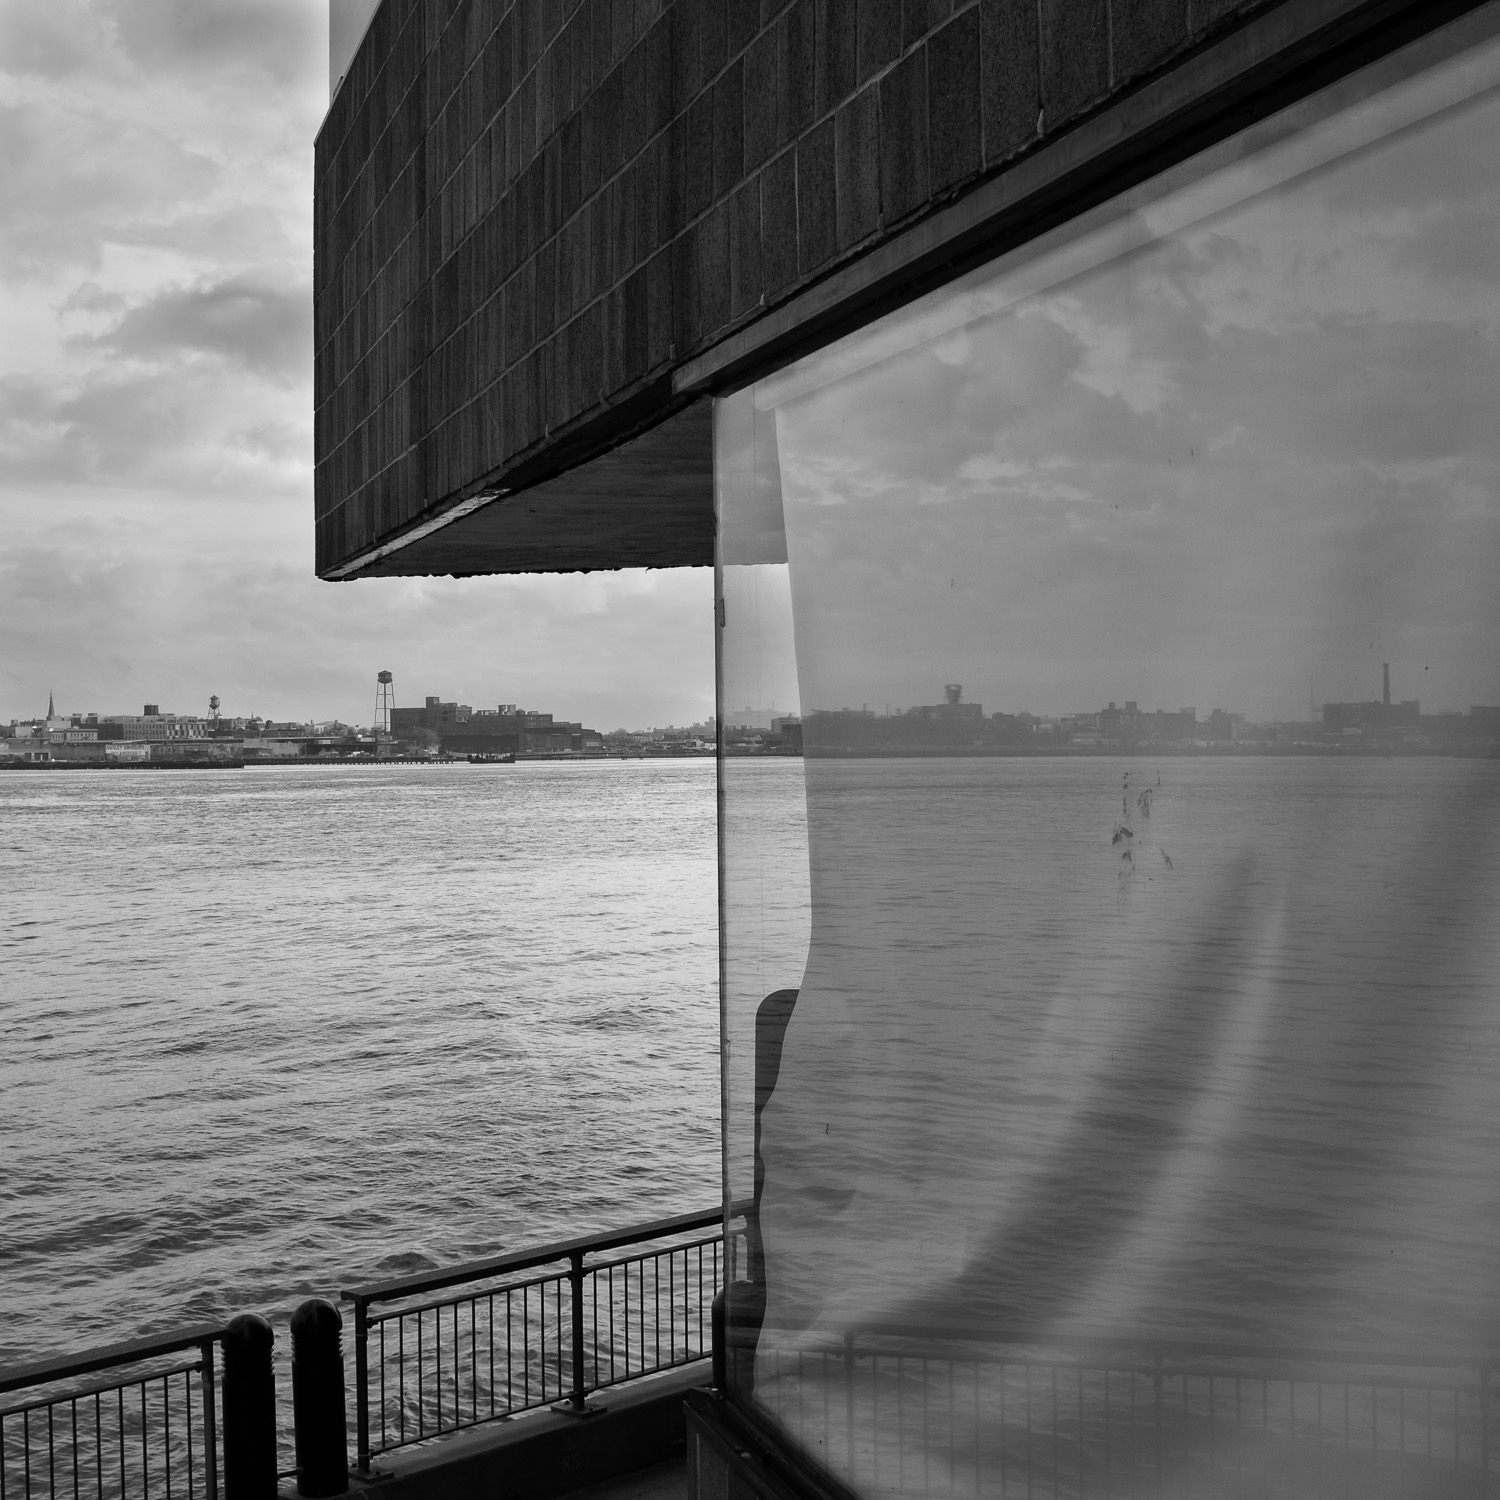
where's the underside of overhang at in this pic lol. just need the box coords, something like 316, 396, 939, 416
322, 400, 713, 579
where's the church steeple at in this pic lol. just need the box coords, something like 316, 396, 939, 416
47, 691, 54, 719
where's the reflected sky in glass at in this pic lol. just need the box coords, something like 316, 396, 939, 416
767, 41, 1500, 725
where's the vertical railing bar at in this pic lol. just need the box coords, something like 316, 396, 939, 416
1481, 1363, 1490, 1485
1102, 1365, 1110, 1499
565, 1251, 587, 1411
1078, 1364, 1085, 1500
1050, 1364, 1058, 1498
184, 1369, 194, 1500
163, 1373, 173, 1500
1129, 1364, 1137, 1491
416, 1310, 425, 1440
946, 1354, 955, 1497
843, 1331, 855, 1483
1289, 1379, 1298, 1500
70, 1396, 79, 1500
1153, 1345, 1163, 1500
1022, 1360, 1029, 1500
204, 1335, 220, 1500
353, 1299, 371, 1471
591, 1262, 599, 1390
1207, 1374, 1215, 1476
899, 1354, 908, 1494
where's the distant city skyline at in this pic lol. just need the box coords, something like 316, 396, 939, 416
17, 653, 1499, 741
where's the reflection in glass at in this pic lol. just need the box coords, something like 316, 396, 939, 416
718, 17, 1500, 1499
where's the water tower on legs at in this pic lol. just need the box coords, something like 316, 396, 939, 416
374, 671, 395, 758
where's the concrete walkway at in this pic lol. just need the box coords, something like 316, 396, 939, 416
560, 1453, 686, 1500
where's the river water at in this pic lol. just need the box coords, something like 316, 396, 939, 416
9, 753, 1500, 1381
1, 760, 722, 1367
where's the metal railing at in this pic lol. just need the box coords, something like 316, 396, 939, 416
342, 1206, 734, 1471
751, 1326, 1499, 1497
0, 1326, 221, 1500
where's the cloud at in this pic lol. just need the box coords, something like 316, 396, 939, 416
108, 0, 323, 87
88, 273, 311, 382
0, 5, 320, 499
0, 364, 311, 496
0, 98, 220, 278
0, 497, 716, 728
0, 0, 109, 79
0, 0, 321, 281
0, 0, 322, 87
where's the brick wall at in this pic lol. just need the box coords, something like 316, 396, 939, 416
313, 0, 1277, 575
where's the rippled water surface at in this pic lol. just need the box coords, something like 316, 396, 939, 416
1, 761, 721, 1365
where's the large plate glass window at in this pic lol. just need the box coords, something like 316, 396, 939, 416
717, 11, 1500, 1498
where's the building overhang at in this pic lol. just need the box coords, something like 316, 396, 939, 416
315, 0, 1491, 582
319, 396, 713, 579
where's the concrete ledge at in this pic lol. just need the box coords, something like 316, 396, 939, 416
306, 1363, 709, 1500
683, 1390, 855, 1500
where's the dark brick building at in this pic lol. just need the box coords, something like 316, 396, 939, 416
315, 0, 1487, 580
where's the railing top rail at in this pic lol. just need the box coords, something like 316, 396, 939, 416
342, 1205, 725, 1307
0, 1323, 223, 1396
2, 1356, 204, 1419
793, 1319, 1500, 1370
363, 1227, 727, 1325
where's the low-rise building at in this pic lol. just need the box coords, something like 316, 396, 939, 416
391, 695, 598, 754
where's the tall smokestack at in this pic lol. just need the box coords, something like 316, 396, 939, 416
1383, 663, 1390, 707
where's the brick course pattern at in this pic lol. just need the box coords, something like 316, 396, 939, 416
314, 0, 1271, 575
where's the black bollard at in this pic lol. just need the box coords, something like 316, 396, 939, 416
222, 1313, 278, 1500
291, 1299, 349, 1496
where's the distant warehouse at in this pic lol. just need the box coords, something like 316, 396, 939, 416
390, 696, 599, 754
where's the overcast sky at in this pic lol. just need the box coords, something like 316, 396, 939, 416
0, 0, 713, 730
